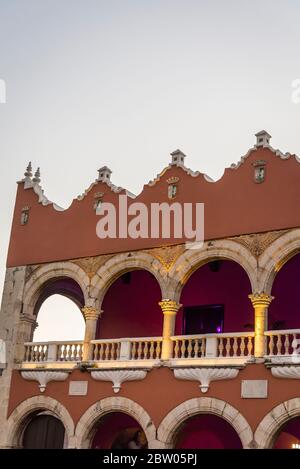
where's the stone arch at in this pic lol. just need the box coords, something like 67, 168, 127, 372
165, 239, 257, 302
90, 252, 168, 307
23, 261, 90, 319
75, 397, 157, 448
157, 397, 254, 449
259, 229, 300, 294
254, 398, 300, 448
5, 396, 75, 448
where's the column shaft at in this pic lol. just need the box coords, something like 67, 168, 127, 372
82, 306, 102, 361
249, 293, 273, 358
159, 300, 181, 360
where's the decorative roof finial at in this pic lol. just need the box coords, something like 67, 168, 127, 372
24, 162, 32, 178
255, 130, 272, 148
170, 149, 186, 166
32, 167, 41, 184
98, 166, 112, 182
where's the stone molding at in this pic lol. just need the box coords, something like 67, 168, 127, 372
254, 397, 300, 448
157, 397, 253, 449
271, 366, 300, 379
21, 370, 69, 392
173, 367, 239, 393
91, 369, 147, 393
75, 396, 156, 448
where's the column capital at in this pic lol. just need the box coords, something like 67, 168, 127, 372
249, 293, 274, 308
19, 314, 38, 328
82, 306, 102, 321
159, 299, 182, 315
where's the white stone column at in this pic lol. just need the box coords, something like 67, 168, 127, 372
159, 299, 182, 360
82, 306, 102, 361
249, 293, 273, 358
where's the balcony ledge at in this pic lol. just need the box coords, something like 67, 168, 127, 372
265, 356, 300, 366
168, 357, 252, 368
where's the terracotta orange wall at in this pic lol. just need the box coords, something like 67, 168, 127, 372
7, 147, 300, 267
7, 364, 300, 432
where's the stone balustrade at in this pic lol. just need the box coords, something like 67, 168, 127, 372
91, 337, 162, 361
21, 328, 300, 367
24, 341, 84, 363
171, 332, 254, 359
22, 333, 255, 366
265, 329, 300, 356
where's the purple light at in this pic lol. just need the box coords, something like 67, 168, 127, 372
216, 326, 221, 333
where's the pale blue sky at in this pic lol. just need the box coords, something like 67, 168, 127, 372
0, 0, 300, 340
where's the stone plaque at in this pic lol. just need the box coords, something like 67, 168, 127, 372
241, 380, 268, 398
69, 381, 88, 396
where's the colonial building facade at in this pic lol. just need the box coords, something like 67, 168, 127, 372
1, 131, 300, 449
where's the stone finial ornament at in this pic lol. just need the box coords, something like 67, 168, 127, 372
255, 130, 271, 147
98, 166, 112, 182
32, 167, 41, 184
170, 149, 186, 166
24, 162, 32, 178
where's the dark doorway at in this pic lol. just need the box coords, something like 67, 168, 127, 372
183, 304, 224, 335
23, 414, 65, 449
91, 412, 147, 449
175, 414, 242, 449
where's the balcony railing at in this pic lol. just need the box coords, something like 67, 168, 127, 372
21, 328, 300, 366
24, 341, 84, 363
265, 329, 300, 356
91, 337, 162, 361
171, 332, 254, 359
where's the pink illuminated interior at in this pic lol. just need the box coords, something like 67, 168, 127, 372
96, 270, 162, 339
175, 414, 243, 449
269, 253, 300, 329
91, 412, 145, 449
177, 260, 253, 334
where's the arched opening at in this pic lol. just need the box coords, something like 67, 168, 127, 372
269, 253, 300, 330
177, 260, 252, 335
22, 412, 65, 449
174, 414, 243, 449
273, 416, 300, 449
33, 277, 85, 341
96, 269, 162, 339
91, 412, 147, 449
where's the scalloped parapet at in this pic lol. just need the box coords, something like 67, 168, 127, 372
9, 132, 300, 267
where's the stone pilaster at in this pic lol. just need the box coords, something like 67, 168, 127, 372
14, 314, 38, 363
0, 266, 27, 448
